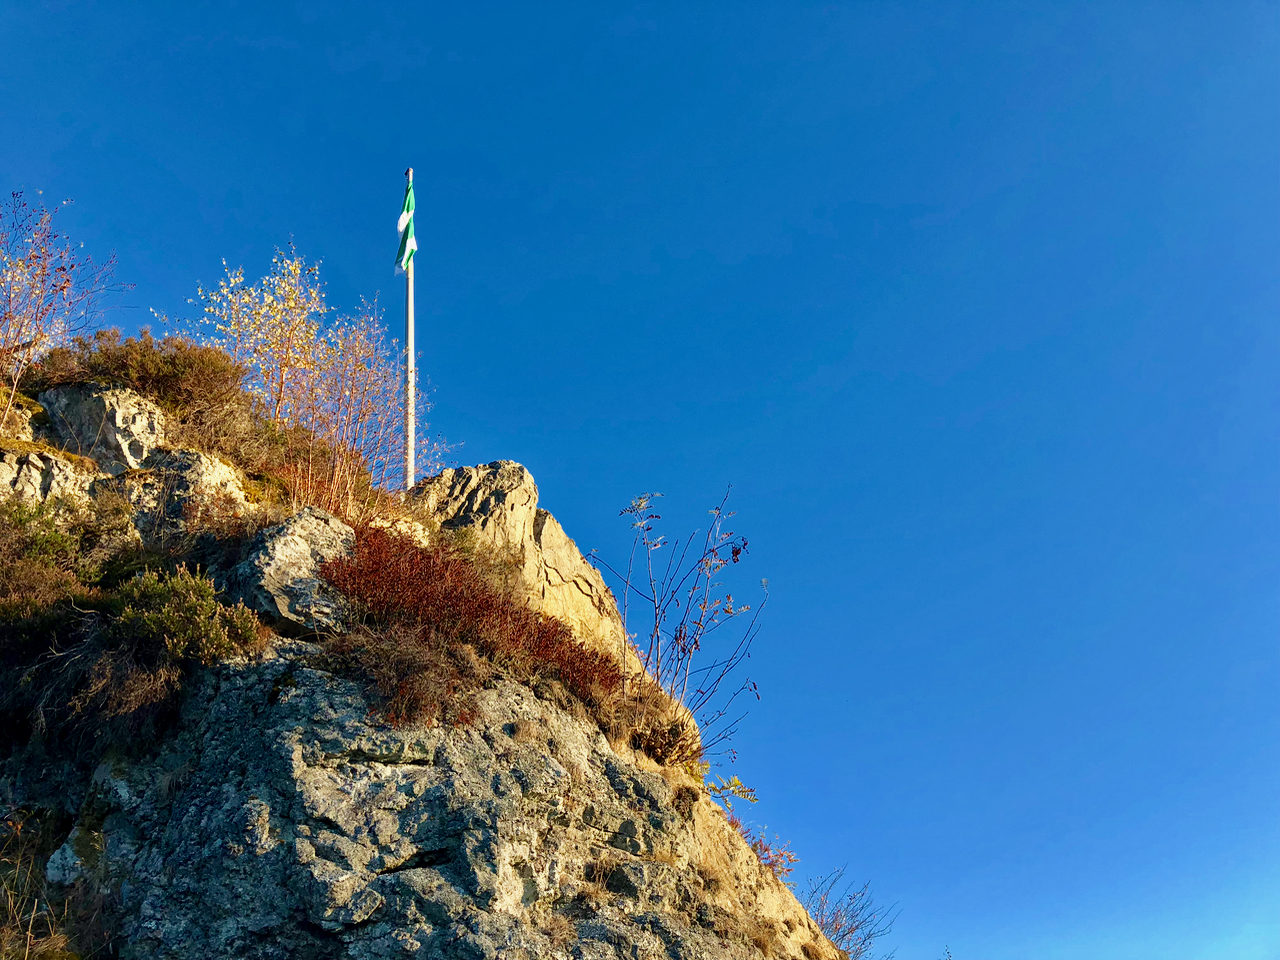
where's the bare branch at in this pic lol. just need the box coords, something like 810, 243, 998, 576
0, 191, 126, 427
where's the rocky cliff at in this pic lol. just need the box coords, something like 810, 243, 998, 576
1, 383, 843, 960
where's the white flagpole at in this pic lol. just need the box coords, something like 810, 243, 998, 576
404, 167, 416, 491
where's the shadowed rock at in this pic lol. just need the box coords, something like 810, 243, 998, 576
228, 507, 354, 634
39, 641, 841, 960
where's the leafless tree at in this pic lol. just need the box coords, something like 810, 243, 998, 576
0, 191, 121, 428
592, 487, 764, 760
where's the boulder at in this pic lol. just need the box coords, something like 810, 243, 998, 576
228, 507, 354, 634
412, 461, 631, 667
38, 383, 167, 475
0, 391, 43, 442
0, 443, 103, 506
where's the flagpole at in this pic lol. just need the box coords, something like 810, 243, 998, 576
404, 167, 416, 491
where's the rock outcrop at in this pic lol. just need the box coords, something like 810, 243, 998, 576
0, 384, 835, 960
38, 383, 167, 475
41, 641, 838, 960
110, 448, 250, 547
1, 391, 42, 442
228, 507, 355, 634
0, 443, 104, 505
413, 462, 631, 667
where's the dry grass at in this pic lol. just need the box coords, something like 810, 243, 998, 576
696, 861, 726, 895
744, 917, 782, 957
1, 828, 71, 959
0, 811, 101, 960
0, 437, 101, 475
510, 718, 542, 745
540, 911, 573, 947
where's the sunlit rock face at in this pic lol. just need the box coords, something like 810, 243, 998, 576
412, 461, 633, 669
227, 506, 355, 634
0, 444, 102, 505
38, 383, 168, 475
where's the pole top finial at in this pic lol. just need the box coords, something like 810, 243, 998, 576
405, 167, 413, 182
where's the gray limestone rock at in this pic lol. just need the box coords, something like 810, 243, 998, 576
228, 507, 355, 634
35, 641, 839, 960
0, 444, 103, 505
112, 447, 250, 548
38, 383, 167, 475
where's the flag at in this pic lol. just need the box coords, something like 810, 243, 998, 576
395, 180, 416, 274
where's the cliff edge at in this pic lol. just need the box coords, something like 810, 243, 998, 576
1, 381, 844, 960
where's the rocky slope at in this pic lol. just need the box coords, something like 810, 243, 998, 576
39, 643, 837, 960
2, 383, 843, 960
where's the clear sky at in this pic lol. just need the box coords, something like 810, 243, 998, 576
3, 3, 1277, 958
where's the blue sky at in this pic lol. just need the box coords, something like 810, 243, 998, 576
3, 3, 1277, 957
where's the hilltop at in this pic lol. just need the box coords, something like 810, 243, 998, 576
0, 334, 848, 960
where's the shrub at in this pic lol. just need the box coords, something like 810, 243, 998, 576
29, 328, 247, 415
0, 190, 124, 431
709, 775, 801, 881
107, 568, 261, 667
29, 328, 258, 465
591, 488, 764, 763
801, 867, 897, 959
0, 497, 101, 623
0, 492, 158, 621
321, 527, 633, 735
28, 328, 389, 521
0, 565, 263, 756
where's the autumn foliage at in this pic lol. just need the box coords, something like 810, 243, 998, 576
179, 248, 444, 518
321, 526, 626, 728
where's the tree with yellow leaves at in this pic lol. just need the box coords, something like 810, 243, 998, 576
193, 247, 326, 425
185, 249, 442, 517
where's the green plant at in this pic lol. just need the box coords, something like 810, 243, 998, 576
708, 774, 759, 805
0, 564, 264, 757
106, 567, 260, 667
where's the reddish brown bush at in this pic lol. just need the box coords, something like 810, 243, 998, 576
321, 527, 626, 728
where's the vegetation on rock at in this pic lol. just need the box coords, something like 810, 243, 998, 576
320, 525, 693, 764
0, 496, 263, 759
0, 228, 900, 959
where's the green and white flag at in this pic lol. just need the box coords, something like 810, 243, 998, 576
395, 181, 416, 274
